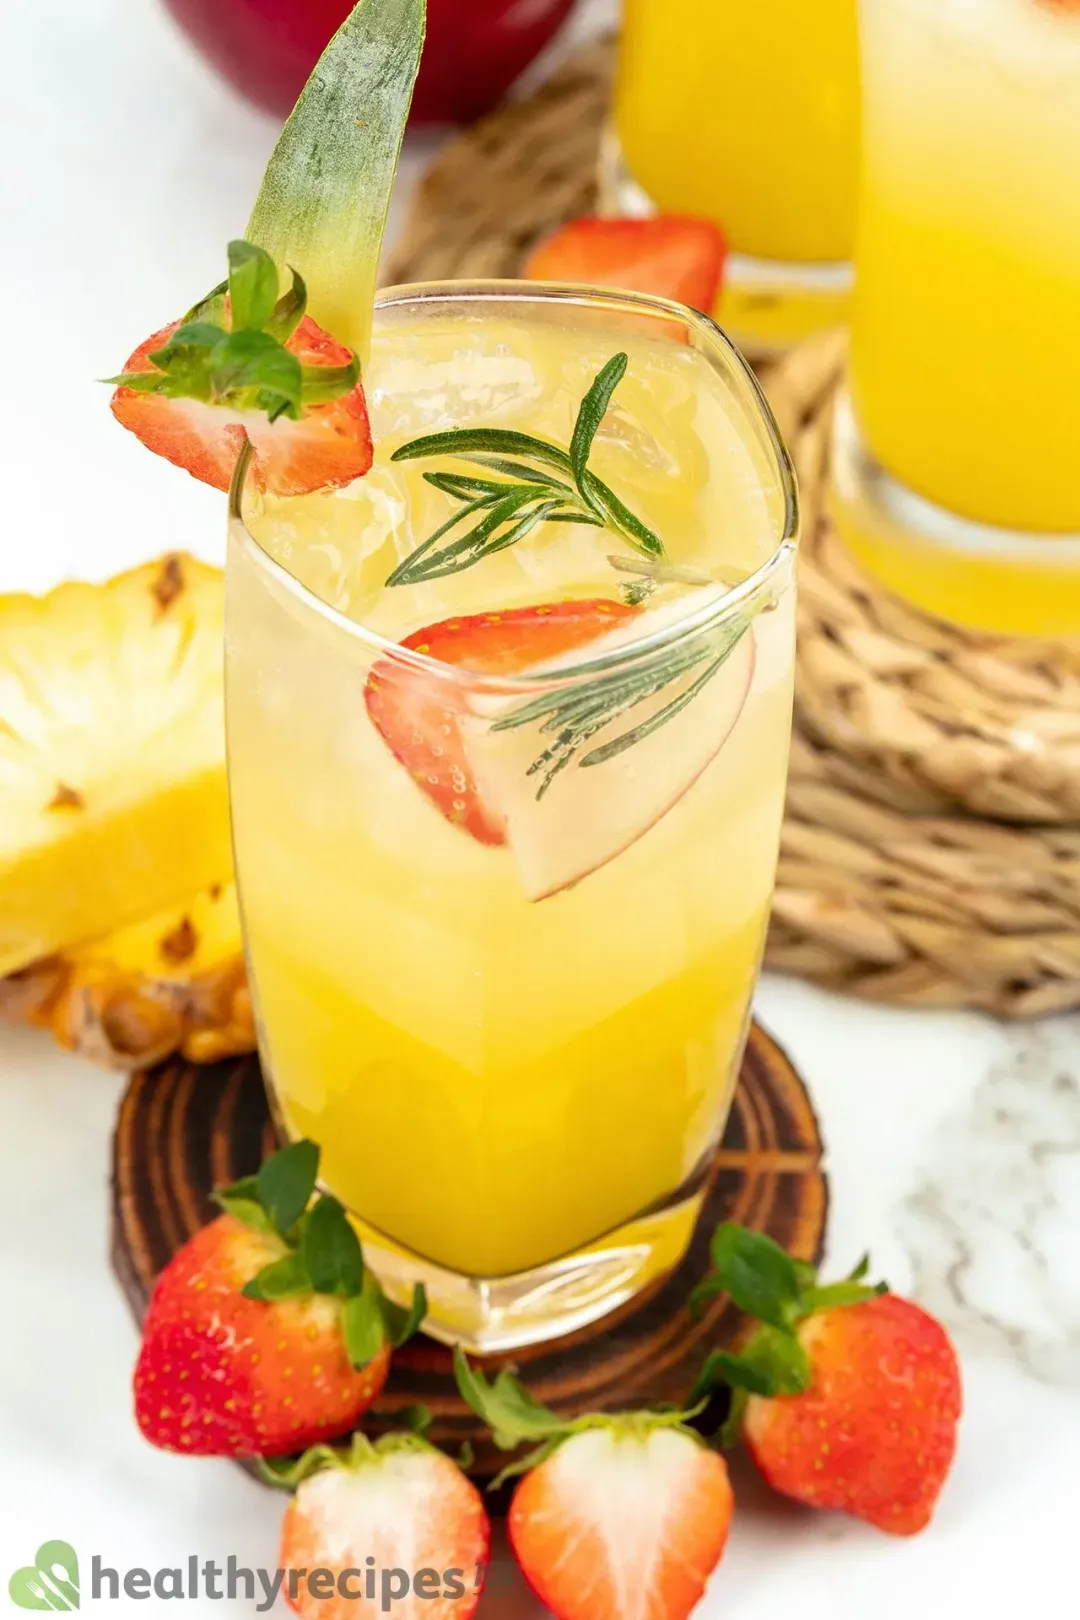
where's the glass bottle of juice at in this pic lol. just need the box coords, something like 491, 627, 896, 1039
608, 0, 860, 352
834, 0, 1080, 637
226, 283, 798, 1350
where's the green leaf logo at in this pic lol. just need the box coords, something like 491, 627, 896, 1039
8, 1542, 80, 1611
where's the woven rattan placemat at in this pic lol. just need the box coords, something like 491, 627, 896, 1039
386, 39, 1080, 1018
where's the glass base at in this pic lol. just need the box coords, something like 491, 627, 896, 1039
598, 129, 852, 354
831, 393, 1080, 639
346, 1166, 710, 1355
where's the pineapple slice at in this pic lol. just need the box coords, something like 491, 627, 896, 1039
1, 881, 252, 1071
0, 555, 231, 977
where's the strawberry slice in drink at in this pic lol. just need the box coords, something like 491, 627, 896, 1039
365, 591, 755, 899
365, 600, 639, 847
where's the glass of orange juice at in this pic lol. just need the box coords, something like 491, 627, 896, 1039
225, 281, 797, 1352
833, 0, 1080, 637
606, 0, 860, 351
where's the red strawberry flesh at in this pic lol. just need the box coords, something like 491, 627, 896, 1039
524, 217, 728, 313
509, 1425, 733, 1620
111, 313, 372, 496
364, 599, 639, 846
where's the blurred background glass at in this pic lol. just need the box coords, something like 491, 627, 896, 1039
832, 0, 1080, 637
607, 0, 860, 351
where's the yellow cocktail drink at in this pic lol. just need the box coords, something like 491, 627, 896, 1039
611, 0, 860, 348
838, 0, 1080, 636
226, 285, 797, 1350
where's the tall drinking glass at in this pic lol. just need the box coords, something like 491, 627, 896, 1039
834, 0, 1080, 636
226, 283, 797, 1351
607, 0, 860, 351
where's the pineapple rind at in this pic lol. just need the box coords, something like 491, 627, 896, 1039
0, 556, 230, 976
1, 881, 253, 1070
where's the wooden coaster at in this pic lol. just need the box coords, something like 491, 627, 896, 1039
385, 38, 1080, 1018
111, 1022, 826, 1478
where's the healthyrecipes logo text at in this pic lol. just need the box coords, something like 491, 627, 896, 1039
8, 1543, 490, 1613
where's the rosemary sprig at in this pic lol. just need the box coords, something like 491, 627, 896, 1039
492, 610, 755, 799
386, 354, 664, 586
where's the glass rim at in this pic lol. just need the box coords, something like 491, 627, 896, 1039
228, 279, 799, 689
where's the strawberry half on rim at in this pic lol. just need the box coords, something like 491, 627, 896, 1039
109, 240, 372, 497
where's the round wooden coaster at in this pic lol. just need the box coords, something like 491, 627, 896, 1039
111, 1022, 826, 1477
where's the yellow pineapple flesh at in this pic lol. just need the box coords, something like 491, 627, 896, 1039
27, 880, 252, 1070
0, 555, 231, 977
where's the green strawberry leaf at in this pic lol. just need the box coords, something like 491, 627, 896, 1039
341, 1273, 387, 1369
182, 277, 228, 326
707, 1224, 803, 1331
379, 1282, 427, 1347
395, 1403, 433, 1435
151, 320, 224, 359
213, 1185, 275, 1235
687, 1273, 726, 1320
228, 239, 280, 333
208, 329, 303, 418
300, 355, 361, 405
104, 369, 168, 394
793, 1258, 819, 1290
718, 1388, 750, 1450
266, 267, 308, 345
256, 1443, 345, 1491
255, 1138, 320, 1238
689, 1348, 775, 1403
799, 1278, 888, 1315
453, 1348, 567, 1451
242, 1250, 313, 1301
300, 1194, 365, 1296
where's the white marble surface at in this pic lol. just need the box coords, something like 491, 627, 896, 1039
2, 1, 1079, 1615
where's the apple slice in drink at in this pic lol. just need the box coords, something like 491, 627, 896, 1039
464, 591, 756, 901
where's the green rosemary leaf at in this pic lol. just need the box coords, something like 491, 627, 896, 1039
422, 470, 506, 501
466, 456, 575, 494
390, 487, 555, 585
582, 650, 730, 767
570, 352, 628, 515
385, 490, 503, 586
391, 427, 573, 473
586, 473, 664, 558
386, 358, 666, 582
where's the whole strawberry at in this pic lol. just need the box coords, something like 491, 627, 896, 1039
691, 1226, 962, 1536
133, 1139, 425, 1457
456, 1351, 733, 1620
270, 1428, 490, 1620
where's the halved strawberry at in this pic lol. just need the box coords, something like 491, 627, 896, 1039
275, 1431, 490, 1620
524, 217, 727, 313
109, 240, 372, 496
455, 1352, 733, 1620
364, 599, 638, 846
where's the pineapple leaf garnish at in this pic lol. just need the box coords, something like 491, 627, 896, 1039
105, 241, 358, 425
493, 610, 756, 800
385, 354, 665, 586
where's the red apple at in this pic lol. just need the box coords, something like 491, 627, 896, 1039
162, 0, 578, 124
